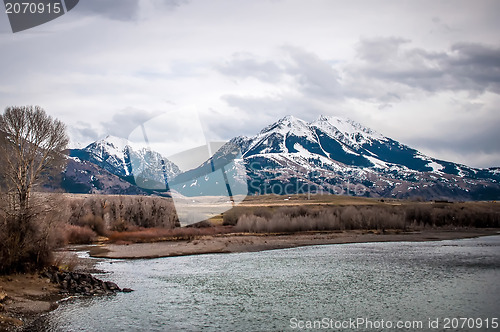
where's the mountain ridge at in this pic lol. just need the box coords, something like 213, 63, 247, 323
63, 115, 499, 200
203, 115, 499, 200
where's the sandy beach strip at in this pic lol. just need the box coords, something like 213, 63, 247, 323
89, 228, 500, 259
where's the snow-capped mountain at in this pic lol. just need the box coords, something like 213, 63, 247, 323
202, 115, 500, 200
240, 115, 460, 173
64, 116, 500, 200
68, 135, 181, 193
72, 136, 133, 177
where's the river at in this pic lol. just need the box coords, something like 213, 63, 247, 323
29, 235, 500, 331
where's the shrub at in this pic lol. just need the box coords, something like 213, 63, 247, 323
278, 206, 310, 218
64, 225, 97, 244
253, 207, 273, 219
316, 209, 340, 230
186, 220, 213, 228
75, 214, 106, 235
235, 214, 267, 233
106, 225, 232, 243
340, 206, 361, 229
110, 219, 131, 232
223, 208, 243, 226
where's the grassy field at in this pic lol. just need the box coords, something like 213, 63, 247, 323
238, 193, 385, 206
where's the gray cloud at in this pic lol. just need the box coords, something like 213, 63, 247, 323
412, 121, 500, 156
406, 117, 500, 168
151, 0, 189, 11
220, 92, 338, 132
200, 109, 266, 141
73, 0, 187, 21
218, 40, 499, 107
74, 0, 140, 21
283, 46, 343, 100
67, 121, 100, 147
221, 94, 312, 125
446, 43, 500, 93
66, 109, 159, 147
100, 107, 162, 138
216, 39, 500, 110
216, 53, 283, 83
350, 38, 500, 98
216, 47, 343, 100
355, 37, 410, 63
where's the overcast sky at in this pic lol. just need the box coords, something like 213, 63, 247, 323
0, 0, 499, 167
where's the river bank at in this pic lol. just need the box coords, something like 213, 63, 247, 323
0, 250, 107, 331
90, 228, 500, 259
0, 274, 61, 330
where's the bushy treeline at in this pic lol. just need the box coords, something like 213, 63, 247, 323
1, 194, 181, 271
62, 195, 179, 243
229, 203, 500, 233
233, 206, 406, 233
404, 203, 500, 227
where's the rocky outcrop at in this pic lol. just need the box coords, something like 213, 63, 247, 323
0, 291, 7, 313
41, 267, 133, 296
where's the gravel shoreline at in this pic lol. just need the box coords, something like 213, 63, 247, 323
90, 228, 500, 259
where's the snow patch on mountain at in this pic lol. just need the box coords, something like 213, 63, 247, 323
426, 161, 445, 173
365, 156, 389, 169
311, 115, 385, 147
88, 135, 132, 176
260, 115, 311, 137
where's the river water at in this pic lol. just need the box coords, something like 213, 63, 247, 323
29, 235, 500, 331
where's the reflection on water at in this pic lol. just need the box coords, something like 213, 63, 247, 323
29, 236, 500, 331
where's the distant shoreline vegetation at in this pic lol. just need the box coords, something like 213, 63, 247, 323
7, 193, 496, 246
223, 196, 500, 232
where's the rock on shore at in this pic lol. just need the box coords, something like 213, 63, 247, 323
42, 266, 133, 296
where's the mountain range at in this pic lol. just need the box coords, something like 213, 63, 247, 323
62, 115, 500, 200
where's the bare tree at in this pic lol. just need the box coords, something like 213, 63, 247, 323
0, 106, 68, 272
0, 106, 68, 213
